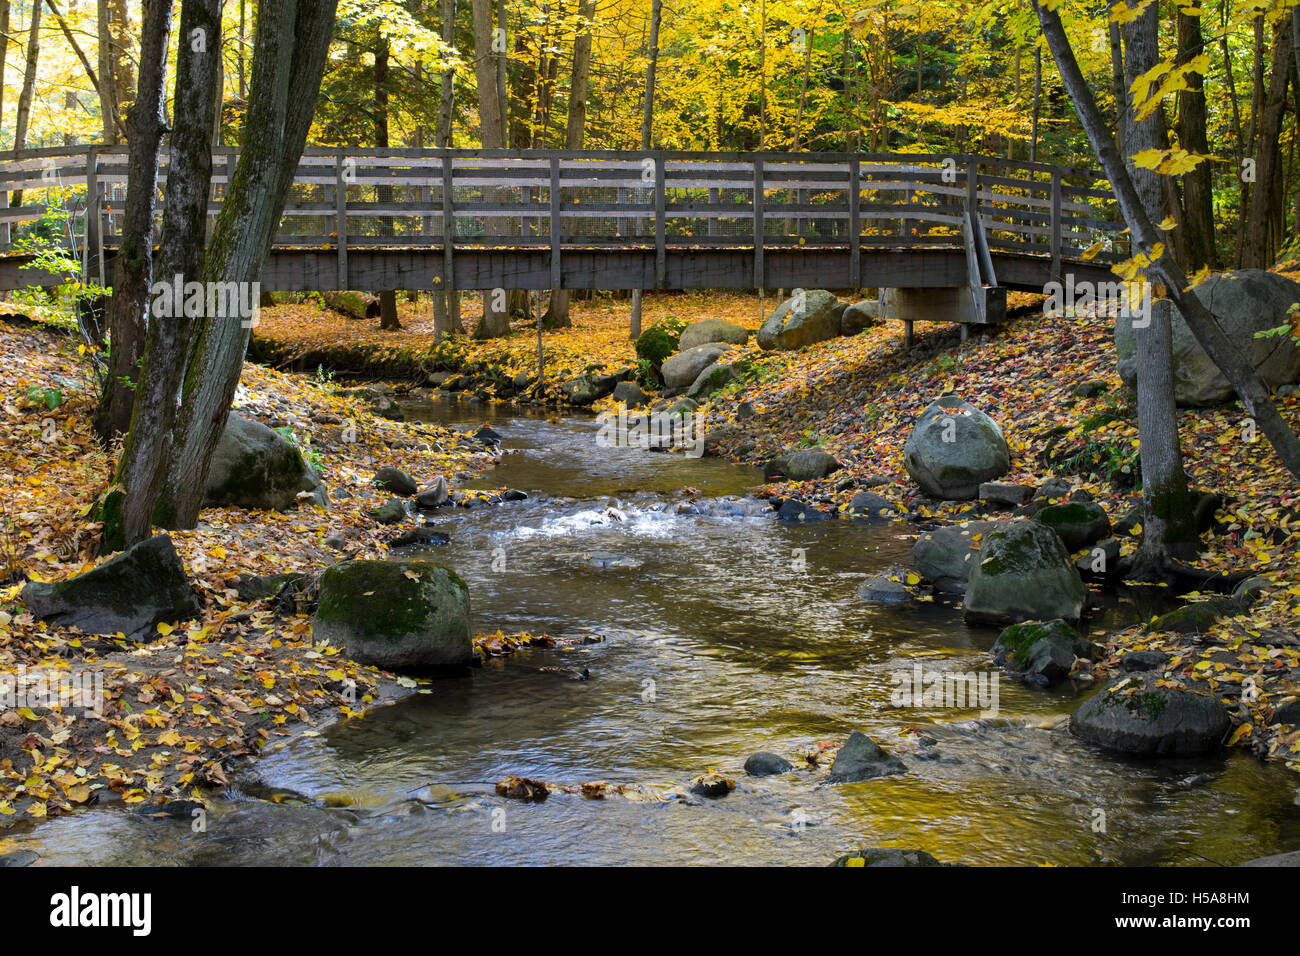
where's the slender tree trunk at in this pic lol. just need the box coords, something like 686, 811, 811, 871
472, 0, 510, 337
1035, 0, 1300, 486
435, 0, 462, 337
374, 34, 401, 330
1241, 20, 1292, 268
156, 0, 340, 530
1030, 46, 1041, 162
1176, 8, 1216, 271
0, 3, 9, 150
96, 0, 118, 144
1117, 0, 1198, 573
103, 0, 224, 550
95, 0, 173, 443
14, 0, 43, 190
628, 0, 660, 341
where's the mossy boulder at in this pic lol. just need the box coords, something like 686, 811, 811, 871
204, 414, 328, 512
903, 396, 1010, 500
313, 560, 472, 672
678, 318, 749, 350
1034, 501, 1112, 552
1145, 596, 1247, 635
911, 521, 995, 593
992, 618, 1100, 685
762, 449, 841, 482
374, 466, 418, 497
662, 343, 731, 389
757, 289, 842, 351
634, 324, 680, 368
1070, 672, 1230, 755
20, 534, 200, 640
686, 362, 736, 399
371, 498, 408, 524
963, 520, 1087, 625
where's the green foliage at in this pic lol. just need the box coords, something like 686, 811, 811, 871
274, 425, 326, 475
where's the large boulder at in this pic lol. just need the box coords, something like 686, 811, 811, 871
903, 396, 1010, 500
762, 449, 841, 482
313, 560, 473, 672
204, 414, 328, 512
686, 362, 736, 399
20, 535, 200, 640
1115, 270, 1300, 406
963, 520, 1087, 625
991, 618, 1101, 685
1071, 672, 1230, 756
1033, 501, 1111, 552
911, 520, 995, 593
678, 318, 749, 350
840, 299, 879, 336
757, 289, 842, 351
662, 343, 731, 389
560, 369, 628, 407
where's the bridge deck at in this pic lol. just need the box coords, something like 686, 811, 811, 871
0, 146, 1126, 301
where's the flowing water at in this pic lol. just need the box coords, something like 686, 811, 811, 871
11, 397, 1300, 866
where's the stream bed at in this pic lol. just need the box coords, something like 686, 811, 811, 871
12, 397, 1300, 865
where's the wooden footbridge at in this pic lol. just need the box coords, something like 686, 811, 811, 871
0, 145, 1126, 328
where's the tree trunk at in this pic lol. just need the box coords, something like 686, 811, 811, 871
0, 3, 9, 151
434, 0, 462, 337
96, 0, 118, 144
102, 0, 223, 551
544, 0, 596, 330
374, 33, 402, 330
628, 0, 661, 341
1034, 0, 1300, 486
95, 0, 174, 444
472, 0, 510, 338
156, 0, 340, 531
1241, 20, 1292, 269
14, 0, 42, 204
1176, 9, 1216, 271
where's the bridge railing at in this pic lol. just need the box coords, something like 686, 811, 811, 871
0, 145, 1126, 289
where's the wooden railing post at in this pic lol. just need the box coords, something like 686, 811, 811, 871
1049, 168, 1062, 281
654, 154, 666, 288
753, 155, 764, 291
83, 147, 99, 284
441, 153, 455, 296
335, 152, 349, 289
849, 157, 860, 288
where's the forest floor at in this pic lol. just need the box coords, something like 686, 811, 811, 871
3, 273, 1300, 828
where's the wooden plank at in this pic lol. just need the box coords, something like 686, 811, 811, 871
335, 153, 348, 288
753, 156, 764, 289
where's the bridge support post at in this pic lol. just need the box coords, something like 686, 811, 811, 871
335, 153, 349, 289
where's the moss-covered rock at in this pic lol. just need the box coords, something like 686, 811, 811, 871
204, 414, 328, 512
634, 324, 680, 368
1071, 672, 1230, 755
963, 520, 1086, 625
20, 535, 200, 640
371, 498, 408, 524
1145, 596, 1247, 635
1034, 501, 1111, 551
762, 448, 841, 482
992, 618, 1100, 685
313, 560, 472, 672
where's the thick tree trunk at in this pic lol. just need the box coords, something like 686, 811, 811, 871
434, 0, 462, 337
1176, 9, 1216, 271
1035, 0, 1300, 485
544, 0, 596, 330
1241, 21, 1292, 269
95, 0, 173, 443
472, 0, 510, 338
156, 0, 339, 530
102, 0, 223, 551
628, 0, 661, 341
